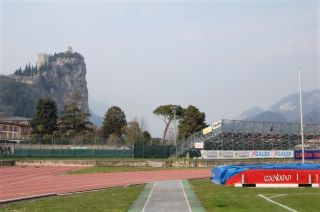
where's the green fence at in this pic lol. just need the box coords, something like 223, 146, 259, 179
134, 144, 173, 158
1, 144, 133, 158
12, 148, 133, 158
1, 144, 174, 158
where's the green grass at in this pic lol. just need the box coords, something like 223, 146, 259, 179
67, 166, 202, 174
0, 184, 144, 212
190, 178, 320, 212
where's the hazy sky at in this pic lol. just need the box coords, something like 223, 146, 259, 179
1, 0, 319, 137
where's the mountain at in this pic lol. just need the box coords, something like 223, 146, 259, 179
237, 89, 320, 124
235, 107, 264, 120
88, 96, 111, 128
89, 109, 104, 128
297, 108, 320, 124
246, 111, 287, 123
88, 96, 111, 117
0, 48, 89, 118
268, 89, 320, 122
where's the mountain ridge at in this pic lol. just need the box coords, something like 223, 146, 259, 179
236, 89, 320, 124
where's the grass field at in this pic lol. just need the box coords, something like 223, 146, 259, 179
190, 178, 320, 212
0, 184, 144, 212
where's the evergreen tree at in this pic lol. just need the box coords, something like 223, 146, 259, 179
178, 105, 207, 140
59, 103, 93, 137
102, 106, 127, 139
31, 98, 58, 139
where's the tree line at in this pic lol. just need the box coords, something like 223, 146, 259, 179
31, 98, 207, 145
14, 62, 53, 76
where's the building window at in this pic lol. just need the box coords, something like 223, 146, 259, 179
9, 126, 13, 132
2, 125, 8, 131
0, 132, 6, 139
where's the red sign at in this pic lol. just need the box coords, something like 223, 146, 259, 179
226, 169, 320, 185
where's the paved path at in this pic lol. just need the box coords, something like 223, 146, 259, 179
0, 166, 211, 203
144, 180, 191, 212
130, 180, 205, 212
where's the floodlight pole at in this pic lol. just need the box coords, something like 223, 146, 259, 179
299, 67, 305, 164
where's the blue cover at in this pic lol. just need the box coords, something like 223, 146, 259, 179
212, 163, 320, 184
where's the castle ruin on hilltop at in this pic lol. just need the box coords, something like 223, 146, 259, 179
37, 46, 73, 68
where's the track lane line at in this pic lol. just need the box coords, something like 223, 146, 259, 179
142, 182, 156, 212
180, 180, 192, 212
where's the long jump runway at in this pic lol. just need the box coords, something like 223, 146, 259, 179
0, 166, 211, 203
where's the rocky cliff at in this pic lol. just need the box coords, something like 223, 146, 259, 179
0, 50, 89, 117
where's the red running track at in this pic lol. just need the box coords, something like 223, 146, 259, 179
0, 166, 211, 203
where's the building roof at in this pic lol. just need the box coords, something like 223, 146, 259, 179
0, 117, 32, 122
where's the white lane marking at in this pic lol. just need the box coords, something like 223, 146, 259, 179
180, 180, 192, 212
269, 194, 287, 199
142, 182, 156, 212
258, 194, 297, 212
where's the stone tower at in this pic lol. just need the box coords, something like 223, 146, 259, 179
65, 46, 73, 54
37, 53, 49, 68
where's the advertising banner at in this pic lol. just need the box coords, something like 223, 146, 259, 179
226, 169, 320, 185
250, 150, 294, 159
202, 126, 212, 135
201, 150, 294, 159
294, 150, 320, 160
211, 121, 222, 130
194, 142, 204, 149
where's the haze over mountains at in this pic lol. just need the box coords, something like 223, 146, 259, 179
236, 89, 320, 124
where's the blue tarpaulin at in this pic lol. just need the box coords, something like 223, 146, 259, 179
212, 163, 320, 184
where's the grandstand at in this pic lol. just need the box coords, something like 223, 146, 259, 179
170, 119, 320, 157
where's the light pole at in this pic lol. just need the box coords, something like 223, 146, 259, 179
299, 68, 305, 164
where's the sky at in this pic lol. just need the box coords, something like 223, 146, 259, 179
0, 0, 319, 137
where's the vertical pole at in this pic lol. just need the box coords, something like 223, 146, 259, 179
173, 107, 177, 146
299, 68, 305, 164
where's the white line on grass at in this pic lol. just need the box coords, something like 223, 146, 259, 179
142, 182, 156, 212
180, 180, 192, 212
269, 194, 287, 199
258, 194, 297, 212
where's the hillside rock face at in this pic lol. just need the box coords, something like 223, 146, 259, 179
0, 50, 89, 117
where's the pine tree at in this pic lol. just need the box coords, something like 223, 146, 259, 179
31, 98, 58, 139
60, 103, 93, 137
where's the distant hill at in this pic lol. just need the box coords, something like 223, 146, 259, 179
89, 96, 111, 117
296, 108, 320, 124
268, 89, 320, 122
246, 111, 287, 123
236, 89, 320, 124
235, 107, 264, 120
89, 109, 104, 128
